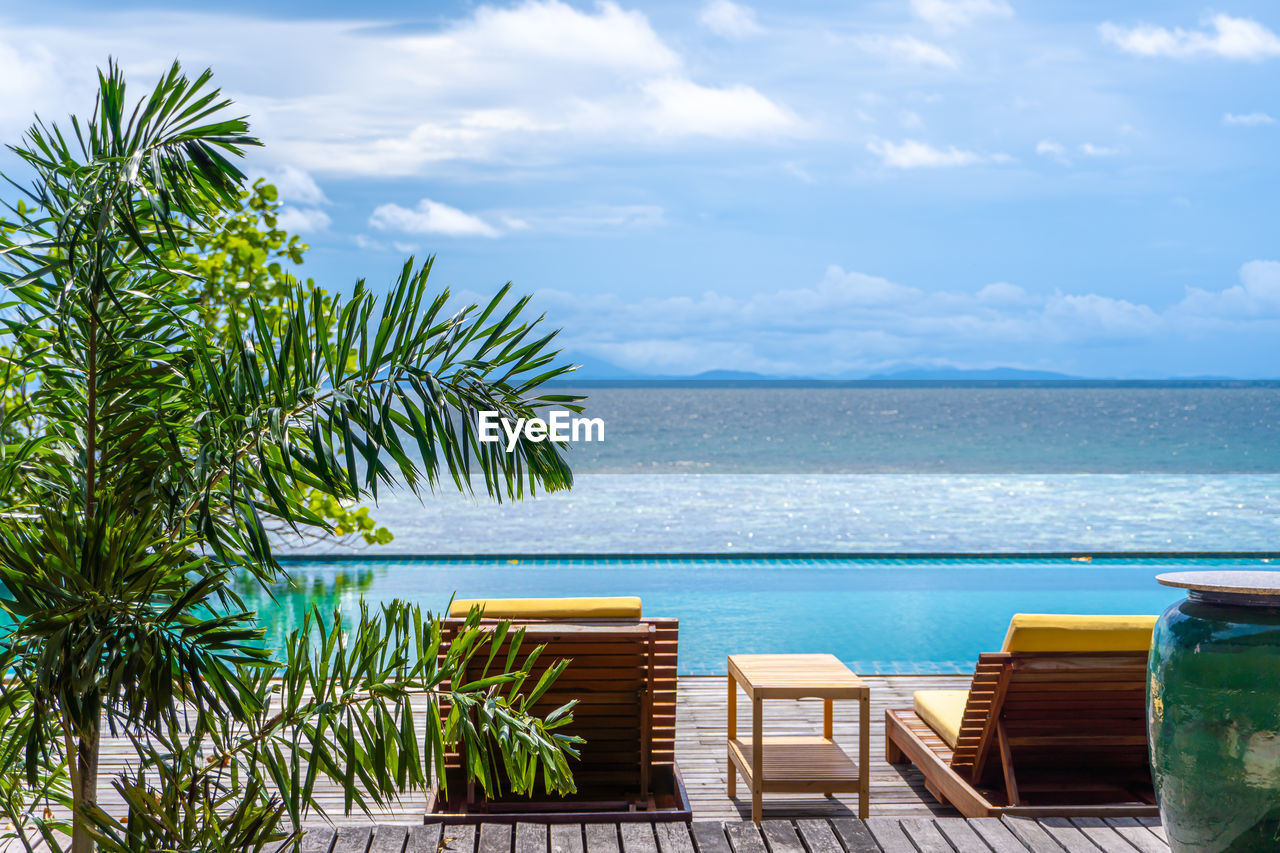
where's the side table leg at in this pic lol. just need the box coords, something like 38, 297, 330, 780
752, 696, 763, 824
727, 672, 737, 797
822, 698, 833, 796
859, 694, 870, 819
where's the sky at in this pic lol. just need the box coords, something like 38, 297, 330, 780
1, 0, 1279, 378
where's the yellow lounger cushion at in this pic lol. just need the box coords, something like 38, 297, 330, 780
913, 689, 969, 749
1001, 613, 1158, 653
448, 596, 642, 619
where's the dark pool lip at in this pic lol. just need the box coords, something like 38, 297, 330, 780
277, 550, 1280, 563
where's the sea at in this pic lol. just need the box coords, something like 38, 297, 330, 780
285, 383, 1280, 555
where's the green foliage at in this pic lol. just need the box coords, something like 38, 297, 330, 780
80, 603, 580, 853
0, 59, 584, 853
174, 179, 307, 343
170, 179, 395, 546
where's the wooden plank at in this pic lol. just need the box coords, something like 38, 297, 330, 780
443, 825, 479, 853
301, 828, 337, 853
828, 818, 881, 853
760, 821, 805, 853
1072, 817, 1154, 853
1111, 819, 1172, 850
550, 825, 585, 853
724, 821, 768, 853
896, 818, 955, 853
585, 824, 621, 853
369, 826, 408, 853
933, 818, 997, 853
1133, 817, 1167, 845
654, 823, 697, 853
968, 817, 1035, 853
691, 822, 734, 853
1000, 817, 1063, 853
1038, 818, 1099, 853
620, 823, 659, 853
333, 826, 373, 853
407, 826, 445, 853
479, 825, 513, 853
794, 820, 843, 853
516, 824, 548, 853
865, 818, 915, 853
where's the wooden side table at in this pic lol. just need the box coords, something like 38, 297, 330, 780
726, 653, 869, 823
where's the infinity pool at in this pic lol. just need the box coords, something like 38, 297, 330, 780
259, 554, 1276, 674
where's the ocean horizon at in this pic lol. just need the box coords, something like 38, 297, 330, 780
283, 384, 1280, 555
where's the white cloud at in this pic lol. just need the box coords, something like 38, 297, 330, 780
259, 165, 328, 205
1079, 142, 1122, 157
1174, 260, 1280, 318
1036, 140, 1123, 162
1036, 139, 1069, 163
976, 282, 1034, 304
1223, 111, 1276, 126
1042, 292, 1158, 337
529, 261, 1280, 377
781, 161, 814, 183
0, 3, 797, 177
698, 0, 764, 40
369, 199, 500, 238
856, 35, 957, 69
275, 206, 332, 233
1100, 14, 1280, 61
867, 138, 1000, 168
498, 204, 666, 233
639, 78, 796, 138
910, 0, 1013, 31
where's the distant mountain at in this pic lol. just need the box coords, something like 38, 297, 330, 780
688, 369, 772, 380
562, 353, 642, 380
558, 356, 1258, 384
565, 357, 778, 381
865, 366, 1080, 381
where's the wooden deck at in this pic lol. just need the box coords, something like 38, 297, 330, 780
3, 675, 1179, 851
79, 674, 972, 825
298, 816, 1171, 852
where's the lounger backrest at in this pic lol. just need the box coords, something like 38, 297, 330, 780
950, 614, 1156, 791
1000, 613, 1157, 653
438, 598, 676, 803
448, 596, 643, 620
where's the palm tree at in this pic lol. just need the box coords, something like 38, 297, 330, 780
0, 60, 583, 852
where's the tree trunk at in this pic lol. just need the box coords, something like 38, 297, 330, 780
71, 722, 99, 853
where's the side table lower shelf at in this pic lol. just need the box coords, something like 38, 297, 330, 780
728, 735, 862, 793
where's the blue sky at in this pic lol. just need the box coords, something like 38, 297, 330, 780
2, 0, 1279, 378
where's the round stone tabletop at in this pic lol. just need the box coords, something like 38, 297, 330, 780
1158, 570, 1280, 596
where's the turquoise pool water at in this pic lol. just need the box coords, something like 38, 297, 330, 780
260, 554, 1277, 674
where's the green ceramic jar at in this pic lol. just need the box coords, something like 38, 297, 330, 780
1149, 572, 1280, 853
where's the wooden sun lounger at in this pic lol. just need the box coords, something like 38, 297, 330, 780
885, 649, 1158, 818
432, 609, 685, 820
